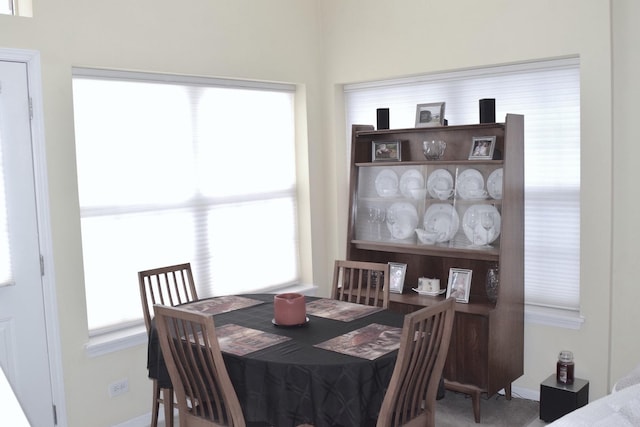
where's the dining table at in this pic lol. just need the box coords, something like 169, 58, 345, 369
147, 293, 405, 427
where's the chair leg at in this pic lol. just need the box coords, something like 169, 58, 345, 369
151, 380, 160, 427
444, 380, 483, 423
162, 387, 174, 427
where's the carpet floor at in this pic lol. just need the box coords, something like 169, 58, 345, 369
435, 391, 540, 426
160, 393, 542, 427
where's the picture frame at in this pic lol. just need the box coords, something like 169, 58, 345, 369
446, 268, 472, 303
372, 141, 402, 162
415, 102, 446, 127
388, 262, 407, 294
468, 136, 496, 160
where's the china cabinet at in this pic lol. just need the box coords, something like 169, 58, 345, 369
346, 114, 524, 423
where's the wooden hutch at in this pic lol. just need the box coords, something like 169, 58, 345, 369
346, 114, 524, 423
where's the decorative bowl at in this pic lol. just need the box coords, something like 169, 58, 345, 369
423, 140, 446, 160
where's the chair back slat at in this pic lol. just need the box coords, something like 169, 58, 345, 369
154, 304, 246, 427
377, 297, 455, 427
332, 260, 390, 309
138, 263, 198, 332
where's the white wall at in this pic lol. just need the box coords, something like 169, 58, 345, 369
1, 0, 639, 425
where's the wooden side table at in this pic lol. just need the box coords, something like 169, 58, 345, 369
539, 374, 589, 422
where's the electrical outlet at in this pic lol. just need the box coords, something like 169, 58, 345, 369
108, 378, 129, 398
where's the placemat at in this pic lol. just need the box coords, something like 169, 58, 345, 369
314, 323, 402, 360
306, 298, 383, 322
181, 295, 264, 316
215, 324, 291, 356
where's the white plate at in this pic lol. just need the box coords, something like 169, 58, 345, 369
462, 204, 501, 246
386, 202, 419, 240
399, 169, 425, 198
427, 169, 454, 200
412, 288, 446, 296
423, 203, 460, 243
457, 169, 486, 200
487, 168, 503, 200
374, 169, 399, 198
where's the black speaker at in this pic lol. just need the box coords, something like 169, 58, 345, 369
376, 108, 389, 130
479, 98, 495, 123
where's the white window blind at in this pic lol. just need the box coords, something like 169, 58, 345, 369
0, 4, 13, 15
344, 57, 580, 311
73, 69, 299, 332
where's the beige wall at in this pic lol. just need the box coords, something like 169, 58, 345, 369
1, 1, 325, 426
611, 0, 640, 386
319, 0, 624, 401
1, 0, 639, 425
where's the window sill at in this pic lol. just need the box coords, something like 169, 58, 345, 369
85, 324, 148, 358
85, 284, 319, 357
525, 304, 585, 330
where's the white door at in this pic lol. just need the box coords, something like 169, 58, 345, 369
0, 60, 55, 426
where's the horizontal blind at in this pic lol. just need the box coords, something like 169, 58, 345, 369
344, 57, 580, 310
73, 70, 299, 331
0, 4, 13, 15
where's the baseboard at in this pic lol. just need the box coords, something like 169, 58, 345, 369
111, 413, 149, 427
499, 385, 541, 401
112, 409, 177, 427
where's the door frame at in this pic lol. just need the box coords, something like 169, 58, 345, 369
0, 47, 67, 426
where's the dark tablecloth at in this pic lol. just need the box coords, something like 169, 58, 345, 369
147, 294, 404, 427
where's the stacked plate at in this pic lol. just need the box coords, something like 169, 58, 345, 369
399, 169, 425, 198
422, 203, 460, 243
462, 204, 501, 246
487, 168, 503, 199
374, 169, 399, 197
386, 202, 419, 240
427, 169, 454, 200
457, 169, 487, 200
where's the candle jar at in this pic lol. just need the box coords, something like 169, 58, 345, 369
556, 350, 575, 384
274, 293, 306, 326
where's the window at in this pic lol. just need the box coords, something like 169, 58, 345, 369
1, 0, 32, 16
0, 1, 13, 15
73, 69, 299, 333
344, 57, 581, 313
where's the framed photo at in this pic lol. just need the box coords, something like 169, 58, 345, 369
372, 141, 401, 162
469, 136, 496, 160
388, 262, 407, 294
415, 102, 446, 127
446, 268, 472, 303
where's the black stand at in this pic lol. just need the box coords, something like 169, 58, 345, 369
539, 374, 589, 422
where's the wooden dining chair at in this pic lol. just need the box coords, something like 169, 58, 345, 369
154, 304, 246, 427
376, 297, 456, 427
139, 263, 199, 427
332, 260, 390, 309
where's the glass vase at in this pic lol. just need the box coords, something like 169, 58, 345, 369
486, 265, 499, 303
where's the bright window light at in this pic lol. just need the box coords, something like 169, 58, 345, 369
73, 70, 299, 331
345, 57, 581, 311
